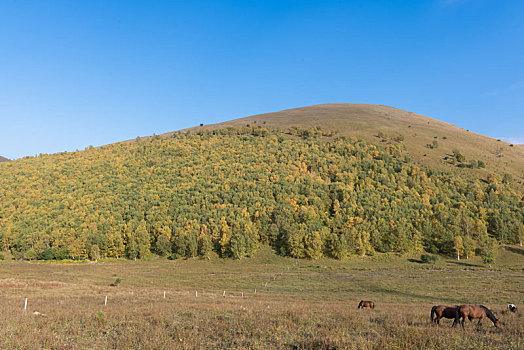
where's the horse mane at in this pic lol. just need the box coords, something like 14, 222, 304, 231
480, 305, 498, 323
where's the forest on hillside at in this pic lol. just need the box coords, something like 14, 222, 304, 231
0, 126, 522, 261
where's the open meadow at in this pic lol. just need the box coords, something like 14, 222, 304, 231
0, 246, 523, 349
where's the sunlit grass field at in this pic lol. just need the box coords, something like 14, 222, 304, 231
0, 246, 522, 349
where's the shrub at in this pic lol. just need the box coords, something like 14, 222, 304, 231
24, 248, 37, 260
0, 253, 4, 260
54, 248, 71, 260
420, 254, 438, 264
482, 254, 495, 266
393, 134, 404, 142
453, 149, 466, 163
37, 248, 55, 260
95, 311, 106, 327
37, 247, 70, 260
110, 278, 121, 287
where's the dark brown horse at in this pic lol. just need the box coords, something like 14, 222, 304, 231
358, 300, 374, 309
430, 305, 458, 325
454, 305, 502, 329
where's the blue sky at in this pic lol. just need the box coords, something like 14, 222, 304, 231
1, 0, 523, 159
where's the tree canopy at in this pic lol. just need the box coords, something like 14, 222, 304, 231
0, 126, 522, 260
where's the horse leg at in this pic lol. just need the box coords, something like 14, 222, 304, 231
453, 316, 463, 329
476, 319, 483, 331
477, 315, 485, 329
452, 314, 459, 328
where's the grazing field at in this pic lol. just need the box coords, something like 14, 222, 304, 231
0, 246, 523, 349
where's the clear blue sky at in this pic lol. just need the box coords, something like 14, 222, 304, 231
1, 0, 523, 159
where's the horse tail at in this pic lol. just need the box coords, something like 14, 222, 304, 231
357, 301, 362, 309
430, 306, 437, 322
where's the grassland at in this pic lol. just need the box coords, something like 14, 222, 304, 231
1, 245, 523, 349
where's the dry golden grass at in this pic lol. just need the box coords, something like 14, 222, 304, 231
0, 246, 522, 349
2, 295, 521, 349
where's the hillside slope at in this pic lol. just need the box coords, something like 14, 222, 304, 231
1, 127, 522, 260
167, 104, 524, 187
0, 156, 8, 162
1, 104, 522, 261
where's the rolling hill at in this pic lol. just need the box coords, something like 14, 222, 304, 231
0, 103, 522, 261
167, 104, 524, 187
0, 156, 8, 162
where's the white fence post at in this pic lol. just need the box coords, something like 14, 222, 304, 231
24, 298, 27, 311
105, 296, 108, 306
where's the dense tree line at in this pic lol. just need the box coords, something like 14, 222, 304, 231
0, 126, 522, 260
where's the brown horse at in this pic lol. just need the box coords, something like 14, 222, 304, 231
454, 305, 502, 329
358, 300, 374, 309
430, 305, 458, 325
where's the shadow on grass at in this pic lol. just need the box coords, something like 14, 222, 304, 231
448, 261, 483, 268
504, 246, 524, 257
408, 259, 424, 264
365, 285, 456, 304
